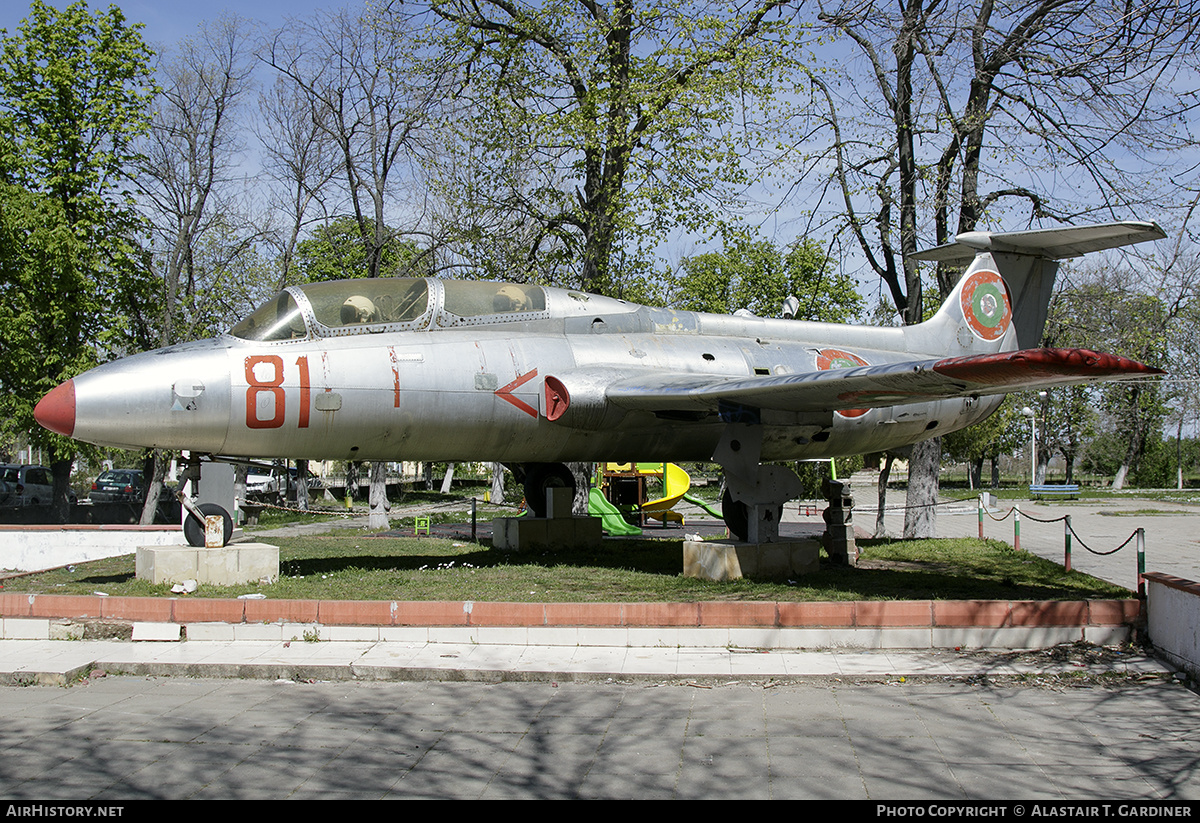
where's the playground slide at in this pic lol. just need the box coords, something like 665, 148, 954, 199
587, 487, 642, 536
642, 462, 690, 524
681, 492, 723, 519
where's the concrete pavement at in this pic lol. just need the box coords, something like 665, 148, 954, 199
1, 673, 1197, 799
1, 491, 1199, 799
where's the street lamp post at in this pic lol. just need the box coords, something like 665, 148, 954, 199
1021, 406, 1037, 486
1020, 391, 1048, 487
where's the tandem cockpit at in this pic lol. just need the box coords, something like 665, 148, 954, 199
228, 278, 551, 342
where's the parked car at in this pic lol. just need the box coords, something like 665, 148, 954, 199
245, 466, 323, 500
0, 464, 75, 507
89, 469, 145, 504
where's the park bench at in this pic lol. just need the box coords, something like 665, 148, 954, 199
1029, 484, 1080, 500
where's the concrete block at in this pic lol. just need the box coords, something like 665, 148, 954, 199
281, 623, 324, 642
132, 622, 182, 641
683, 538, 821, 581
546, 487, 575, 519
3, 618, 50, 639
231, 623, 286, 642
491, 516, 602, 551
0, 524, 186, 573
136, 542, 279, 586
184, 622, 236, 641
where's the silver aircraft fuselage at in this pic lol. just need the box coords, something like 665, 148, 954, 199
34, 222, 1169, 466
40, 284, 986, 463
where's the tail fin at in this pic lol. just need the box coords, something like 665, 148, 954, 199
908, 221, 1166, 352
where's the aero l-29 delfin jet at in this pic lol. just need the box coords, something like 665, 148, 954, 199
35, 221, 1165, 541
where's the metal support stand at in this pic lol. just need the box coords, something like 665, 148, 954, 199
713, 423, 802, 543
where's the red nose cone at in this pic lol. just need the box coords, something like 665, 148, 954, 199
34, 379, 76, 437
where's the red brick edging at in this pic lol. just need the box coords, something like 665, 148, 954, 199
0, 593, 1142, 629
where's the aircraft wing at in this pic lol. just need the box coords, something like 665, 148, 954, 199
601, 348, 1161, 414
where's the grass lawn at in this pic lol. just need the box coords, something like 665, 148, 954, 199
0, 526, 1133, 603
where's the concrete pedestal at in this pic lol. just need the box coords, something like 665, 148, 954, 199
136, 542, 279, 586
492, 516, 603, 552
683, 538, 821, 581
492, 486, 603, 552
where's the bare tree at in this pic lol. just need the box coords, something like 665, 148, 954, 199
135, 15, 258, 524
264, 7, 458, 527
139, 15, 258, 345
798, 0, 1200, 534
264, 7, 450, 279
256, 74, 339, 288
420, 0, 798, 293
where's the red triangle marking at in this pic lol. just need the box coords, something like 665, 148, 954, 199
495, 368, 539, 418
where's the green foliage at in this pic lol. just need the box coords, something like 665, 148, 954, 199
0, 1, 156, 221
0, 1, 157, 464
294, 217, 429, 283
0, 183, 94, 457
1083, 430, 1172, 488
942, 399, 1020, 464
1045, 266, 1173, 486
667, 235, 862, 320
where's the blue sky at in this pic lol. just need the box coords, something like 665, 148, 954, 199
0, 0, 356, 48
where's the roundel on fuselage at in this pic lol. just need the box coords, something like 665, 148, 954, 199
816, 348, 869, 418
959, 270, 1012, 341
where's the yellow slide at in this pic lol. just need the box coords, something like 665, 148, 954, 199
605, 462, 691, 524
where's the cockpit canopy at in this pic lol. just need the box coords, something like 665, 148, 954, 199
229, 278, 548, 342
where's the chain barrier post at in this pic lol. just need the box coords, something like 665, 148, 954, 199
978, 494, 984, 539
1064, 514, 1072, 572
1014, 504, 1021, 551
1137, 527, 1146, 598
472, 498, 478, 542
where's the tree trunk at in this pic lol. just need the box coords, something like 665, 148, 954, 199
295, 459, 309, 511
874, 453, 893, 538
1177, 418, 1184, 491
491, 463, 506, 505
968, 458, 982, 490
368, 461, 390, 529
233, 464, 247, 523
1035, 452, 1051, 486
50, 456, 73, 525
440, 463, 455, 494
903, 438, 940, 538
139, 449, 169, 525
567, 462, 591, 515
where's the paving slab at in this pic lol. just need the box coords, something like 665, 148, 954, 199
1, 676, 1197, 800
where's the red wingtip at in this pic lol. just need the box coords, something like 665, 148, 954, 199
34, 379, 76, 437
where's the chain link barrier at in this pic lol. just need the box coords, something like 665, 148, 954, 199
243, 494, 523, 519
251, 487, 1141, 561
987, 501, 1141, 557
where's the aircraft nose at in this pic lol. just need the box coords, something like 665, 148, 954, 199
34, 379, 75, 437
33, 342, 234, 452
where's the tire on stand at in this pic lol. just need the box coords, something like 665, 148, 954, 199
721, 488, 749, 542
522, 463, 576, 518
183, 502, 234, 548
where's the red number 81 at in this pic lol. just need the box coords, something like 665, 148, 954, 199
245, 355, 310, 429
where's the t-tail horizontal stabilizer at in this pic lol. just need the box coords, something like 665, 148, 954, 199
909, 221, 1167, 263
